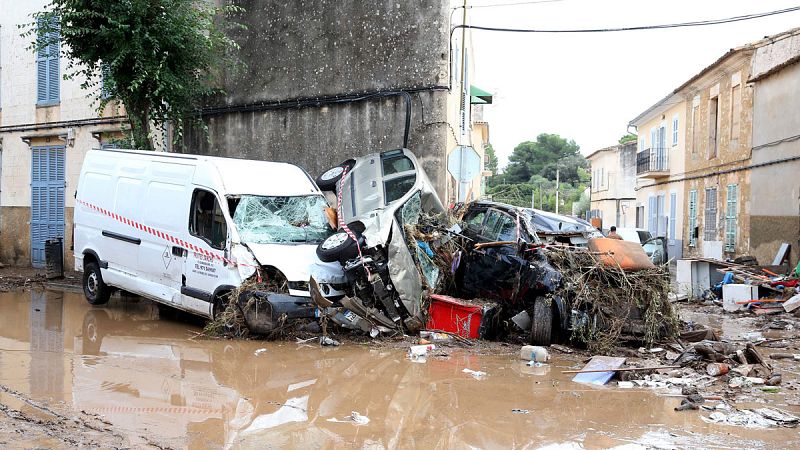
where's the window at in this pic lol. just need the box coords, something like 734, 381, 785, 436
672, 115, 679, 146
730, 84, 741, 147
650, 128, 656, 150
688, 190, 698, 247
384, 175, 416, 204
704, 188, 717, 241
464, 209, 487, 233
691, 105, 700, 153
657, 194, 666, 237
636, 205, 645, 229
189, 190, 227, 250
36, 17, 60, 105
669, 192, 677, 244
708, 97, 719, 159
100, 64, 112, 99
725, 184, 738, 252
648, 196, 657, 235
639, 138, 645, 152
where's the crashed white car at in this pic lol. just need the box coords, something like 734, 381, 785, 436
310, 148, 445, 333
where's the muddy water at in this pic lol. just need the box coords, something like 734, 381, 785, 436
1, 289, 799, 449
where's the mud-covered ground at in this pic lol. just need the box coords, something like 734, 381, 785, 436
0, 267, 799, 448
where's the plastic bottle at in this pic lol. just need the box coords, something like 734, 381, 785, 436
520, 345, 550, 363
408, 344, 436, 358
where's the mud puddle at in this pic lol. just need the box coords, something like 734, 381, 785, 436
1, 289, 799, 449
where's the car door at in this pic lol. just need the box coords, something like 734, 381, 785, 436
181, 188, 235, 315
461, 209, 528, 300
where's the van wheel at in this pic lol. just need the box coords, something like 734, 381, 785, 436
316, 160, 354, 191
316, 231, 358, 263
83, 261, 111, 305
530, 296, 554, 346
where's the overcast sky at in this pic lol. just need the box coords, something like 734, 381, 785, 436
459, 0, 800, 166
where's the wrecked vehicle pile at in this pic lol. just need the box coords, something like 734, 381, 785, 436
206, 148, 678, 352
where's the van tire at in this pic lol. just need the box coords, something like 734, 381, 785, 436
83, 261, 111, 305
316, 160, 354, 191
530, 296, 554, 346
316, 231, 359, 263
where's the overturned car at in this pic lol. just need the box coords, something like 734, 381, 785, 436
311, 149, 445, 334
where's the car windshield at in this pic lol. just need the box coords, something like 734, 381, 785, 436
232, 195, 333, 244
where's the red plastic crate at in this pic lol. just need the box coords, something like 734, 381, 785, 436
426, 294, 483, 338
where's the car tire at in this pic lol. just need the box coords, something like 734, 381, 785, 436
530, 296, 554, 346
83, 261, 111, 305
316, 230, 359, 263
316, 160, 355, 191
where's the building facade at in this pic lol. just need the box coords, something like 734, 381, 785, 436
182, 0, 491, 204
586, 142, 637, 230
629, 94, 687, 260
0, 0, 127, 269
626, 27, 800, 265
748, 29, 800, 266
678, 46, 756, 261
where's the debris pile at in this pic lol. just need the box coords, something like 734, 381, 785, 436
547, 246, 679, 351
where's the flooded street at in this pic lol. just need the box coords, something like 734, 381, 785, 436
0, 288, 798, 449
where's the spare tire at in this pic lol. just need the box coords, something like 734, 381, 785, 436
317, 231, 359, 263
316, 160, 355, 191
530, 296, 554, 346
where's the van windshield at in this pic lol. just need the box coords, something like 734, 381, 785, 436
232, 195, 333, 244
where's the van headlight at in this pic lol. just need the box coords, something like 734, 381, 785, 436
231, 244, 257, 280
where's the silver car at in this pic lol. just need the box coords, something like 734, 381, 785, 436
310, 149, 444, 333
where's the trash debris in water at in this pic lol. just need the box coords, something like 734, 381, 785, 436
511, 409, 530, 414
327, 411, 371, 425
462, 368, 487, 380
254, 348, 268, 356
320, 336, 341, 346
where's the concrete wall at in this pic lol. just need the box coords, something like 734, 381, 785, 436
183, 0, 451, 194
750, 60, 800, 266
681, 52, 754, 260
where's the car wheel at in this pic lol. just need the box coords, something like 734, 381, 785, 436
316, 160, 355, 191
316, 230, 359, 263
83, 261, 111, 305
530, 296, 554, 345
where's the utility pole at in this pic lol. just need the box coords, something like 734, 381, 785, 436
555, 168, 560, 215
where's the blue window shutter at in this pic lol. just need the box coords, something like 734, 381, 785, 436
36, 19, 60, 104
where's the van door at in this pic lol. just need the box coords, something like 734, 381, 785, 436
181, 188, 233, 315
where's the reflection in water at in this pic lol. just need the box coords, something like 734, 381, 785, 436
0, 290, 798, 449
29, 291, 65, 400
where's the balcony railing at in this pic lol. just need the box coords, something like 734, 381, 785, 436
636, 148, 669, 176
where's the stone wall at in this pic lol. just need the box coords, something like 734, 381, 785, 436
183, 0, 451, 194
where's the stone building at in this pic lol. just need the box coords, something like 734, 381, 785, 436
626, 27, 800, 264
182, 0, 491, 203
628, 93, 688, 259
586, 142, 637, 230
748, 28, 800, 266
0, 0, 127, 269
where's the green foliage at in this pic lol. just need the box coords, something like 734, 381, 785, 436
504, 133, 582, 184
618, 133, 638, 144
24, 0, 244, 150
484, 143, 499, 174
486, 133, 589, 216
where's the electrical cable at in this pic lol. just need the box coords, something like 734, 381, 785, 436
455, 0, 566, 9
451, 5, 800, 37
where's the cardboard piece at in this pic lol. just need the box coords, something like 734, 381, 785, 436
572, 356, 626, 385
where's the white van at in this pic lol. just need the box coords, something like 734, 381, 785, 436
73, 149, 345, 319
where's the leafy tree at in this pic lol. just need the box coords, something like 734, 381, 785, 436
26, 1, 243, 150
484, 143, 499, 174
618, 133, 637, 144
504, 133, 581, 183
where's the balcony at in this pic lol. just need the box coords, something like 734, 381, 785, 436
636, 148, 670, 178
